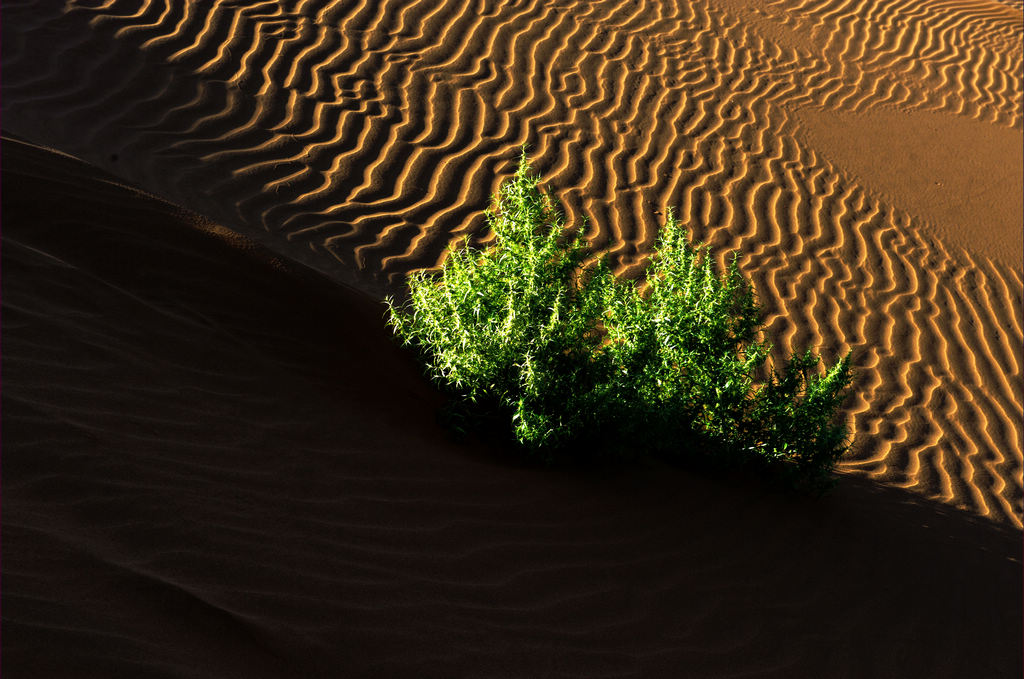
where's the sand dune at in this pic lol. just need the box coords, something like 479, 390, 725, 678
4, 0, 1020, 524
3, 136, 1020, 678
2, 0, 1022, 675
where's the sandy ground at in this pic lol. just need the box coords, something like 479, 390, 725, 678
2, 0, 1022, 676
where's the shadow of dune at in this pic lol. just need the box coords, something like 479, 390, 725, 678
3, 138, 1020, 678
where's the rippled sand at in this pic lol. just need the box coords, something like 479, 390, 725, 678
3, 0, 1021, 676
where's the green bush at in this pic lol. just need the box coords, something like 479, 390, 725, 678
387, 151, 852, 487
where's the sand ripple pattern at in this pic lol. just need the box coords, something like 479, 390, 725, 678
754, 0, 1023, 126
3, 0, 1021, 524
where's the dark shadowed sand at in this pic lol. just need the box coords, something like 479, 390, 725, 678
4, 137, 1020, 678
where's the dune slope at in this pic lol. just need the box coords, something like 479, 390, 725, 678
3, 135, 1021, 678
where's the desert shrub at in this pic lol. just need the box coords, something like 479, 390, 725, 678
386, 151, 852, 487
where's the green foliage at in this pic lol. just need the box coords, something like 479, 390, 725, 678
387, 151, 853, 487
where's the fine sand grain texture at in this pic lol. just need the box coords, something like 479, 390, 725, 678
2, 0, 1022, 676
3, 136, 1021, 678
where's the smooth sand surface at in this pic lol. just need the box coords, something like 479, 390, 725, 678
2, 0, 1022, 676
796, 105, 1023, 264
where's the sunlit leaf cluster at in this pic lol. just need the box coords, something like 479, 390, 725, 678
387, 152, 852, 487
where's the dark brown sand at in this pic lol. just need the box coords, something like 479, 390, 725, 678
2, 0, 1022, 675
3, 136, 1021, 679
